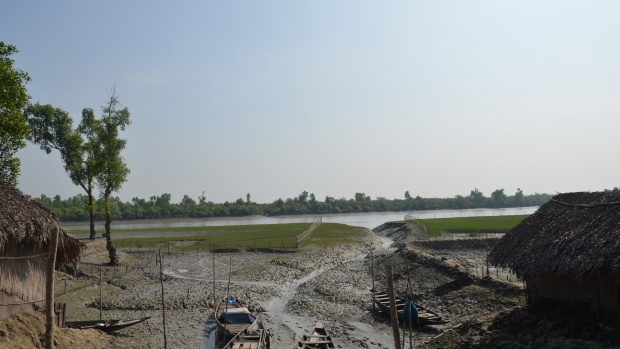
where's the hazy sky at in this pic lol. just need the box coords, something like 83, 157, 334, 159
3, 1, 619, 204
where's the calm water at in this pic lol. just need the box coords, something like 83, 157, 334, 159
61, 206, 538, 231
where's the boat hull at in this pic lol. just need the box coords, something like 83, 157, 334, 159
369, 289, 448, 326
296, 322, 335, 349
65, 317, 151, 333
213, 298, 256, 342
223, 319, 271, 349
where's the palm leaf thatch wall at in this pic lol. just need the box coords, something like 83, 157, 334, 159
0, 179, 85, 319
489, 190, 620, 321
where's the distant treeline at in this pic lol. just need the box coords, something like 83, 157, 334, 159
37, 188, 551, 222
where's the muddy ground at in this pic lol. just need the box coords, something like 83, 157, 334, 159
55, 222, 620, 349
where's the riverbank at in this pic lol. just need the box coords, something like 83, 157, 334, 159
60, 207, 539, 232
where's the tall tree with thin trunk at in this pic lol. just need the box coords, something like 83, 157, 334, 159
94, 87, 131, 265
25, 104, 101, 239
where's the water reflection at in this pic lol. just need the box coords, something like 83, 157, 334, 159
203, 316, 221, 349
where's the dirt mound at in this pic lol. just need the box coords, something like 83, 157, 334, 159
0, 311, 113, 349
426, 307, 620, 349
479, 307, 620, 348
373, 221, 426, 244
80, 239, 108, 257
409, 238, 499, 251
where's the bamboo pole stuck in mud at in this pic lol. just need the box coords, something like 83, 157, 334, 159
486, 251, 490, 277
212, 249, 216, 308
45, 226, 59, 349
223, 256, 232, 343
226, 256, 232, 299
409, 309, 414, 349
99, 267, 102, 321
371, 251, 376, 313
404, 260, 415, 347
159, 248, 167, 349
386, 265, 401, 349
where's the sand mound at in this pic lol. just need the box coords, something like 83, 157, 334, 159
0, 312, 112, 349
81, 240, 108, 257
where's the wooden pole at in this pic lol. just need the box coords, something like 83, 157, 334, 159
159, 248, 167, 349
45, 226, 59, 349
226, 256, 232, 299
409, 308, 413, 349
224, 256, 232, 341
371, 251, 376, 313
99, 267, 102, 321
212, 248, 216, 307
386, 265, 401, 349
405, 260, 413, 348
486, 251, 490, 277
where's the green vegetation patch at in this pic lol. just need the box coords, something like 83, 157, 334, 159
302, 223, 371, 248
112, 223, 310, 251
413, 215, 529, 237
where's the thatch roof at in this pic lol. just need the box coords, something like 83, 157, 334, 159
0, 179, 84, 267
489, 190, 620, 281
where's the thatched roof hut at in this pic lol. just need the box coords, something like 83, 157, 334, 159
489, 190, 620, 280
0, 179, 85, 319
0, 179, 84, 267
489, 190, 620, 321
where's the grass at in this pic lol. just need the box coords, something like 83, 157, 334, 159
302, 223, 371, 248
97, 222, 369, 252
68, 223, 292, 236
411, 215, 529, 237
112, 223, 310, 251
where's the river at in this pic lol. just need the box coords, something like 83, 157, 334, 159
61, 206, 539, 231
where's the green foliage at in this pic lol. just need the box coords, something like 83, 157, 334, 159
491, 188, 507, 207
95, 87, 131, 213
37, 189, 551, 222
0, 42, 31, 185
301, 223, 370, 247
416, 215, 529, 237
25, 101, 101, 237
24, 103, 85, 180
26, 88, 131, 242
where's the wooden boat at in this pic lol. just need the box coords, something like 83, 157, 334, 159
296, 322, 335, 349
369, 289, 448, 326
65, 317, 151, 333
223, 318, 271, 349
214, 297, 256, 342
